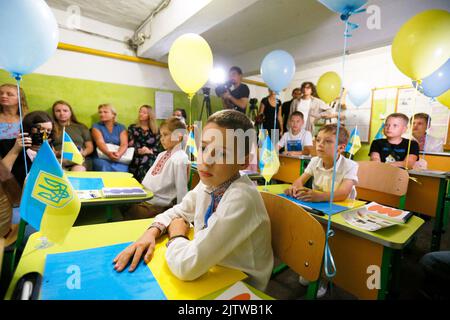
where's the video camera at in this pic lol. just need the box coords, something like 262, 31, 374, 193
249, 98, 258, 110
29, 124, 48, 146
215, 80, 233, 97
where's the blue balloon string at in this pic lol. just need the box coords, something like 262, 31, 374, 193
13, 73, 29, 176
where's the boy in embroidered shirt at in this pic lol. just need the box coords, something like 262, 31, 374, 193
277, 111, 313, 156
369, 113, 419, 168
121, 117, 189, 219
285, 124, 358, 202
114, 110, 274, 291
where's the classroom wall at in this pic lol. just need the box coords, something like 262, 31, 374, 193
0, 7, 267, 128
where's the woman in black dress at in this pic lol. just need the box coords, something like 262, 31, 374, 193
128, 105, 160, 182
257, 89, 283, 138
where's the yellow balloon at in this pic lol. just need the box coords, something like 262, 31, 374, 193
437, 89, 450, 109
392, 9, 450, 80
168, 33, 213, 97
316, 71, 342, 104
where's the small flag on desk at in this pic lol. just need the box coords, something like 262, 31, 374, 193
63, 132, 84, 165
345, 127, 362, 156
374, 123, 385, 140
186, 130, 198, 159
259, 135, 280, 182
20, 141, 80, 244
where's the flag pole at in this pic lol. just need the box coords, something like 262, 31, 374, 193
60, 126, 65, 167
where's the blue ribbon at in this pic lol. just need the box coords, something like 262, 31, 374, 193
341, 8, 366, 38
12, 73, 29, 176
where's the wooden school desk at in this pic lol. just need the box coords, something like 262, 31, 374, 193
5, 219, 270, 300
406, 170, 449, 251
258, 184, 424, 300
66, 171, 154, 222
419, 152, 450, 172
272, 154, 312, 183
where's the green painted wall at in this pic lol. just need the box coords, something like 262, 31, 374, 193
0, 69, 223, 127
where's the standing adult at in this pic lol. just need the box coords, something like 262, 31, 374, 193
258, 89, 282, 137
290, 82, 331, 134
279, 87, 302, 134
220, 66, 250, 114
0, 84, 29, 185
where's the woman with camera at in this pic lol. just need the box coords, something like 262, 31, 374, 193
91, 104, 129, 172
52, 100, 93, 172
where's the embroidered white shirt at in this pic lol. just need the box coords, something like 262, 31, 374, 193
153, 175, 274, 291
141, 144, 189, 207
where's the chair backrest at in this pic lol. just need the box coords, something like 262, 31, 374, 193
356, 161, 409, 207
261, 192, 325, 282
0, 237, 4, 277
357, 161, 409, 196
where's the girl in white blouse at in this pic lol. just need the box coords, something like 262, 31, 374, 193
121, 117, 189, 220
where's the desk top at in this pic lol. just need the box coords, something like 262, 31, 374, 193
419, 151, 450, 157
408, 169, 450, 179
279, 154, 312, 160
5, 219, 250, 300
66, 171, 153, 205
258, 184, 424, 249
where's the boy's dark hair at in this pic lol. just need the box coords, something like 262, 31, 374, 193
289, 111, 304, 120
207, 110, 254, 155
412, 113, 431, 124
318, 124, 349, 145
229, 66, 243, 75
292, 87, 301, 95
386, 113, 409, 126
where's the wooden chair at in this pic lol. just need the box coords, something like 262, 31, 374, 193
356, 161, 410, 209
261, 192, 325, 299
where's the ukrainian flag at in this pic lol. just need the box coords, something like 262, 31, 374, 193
345, 127, 362, 155
259, 135, 280, 182
20, 141, 80, 244
374, 123, 385, 140
63, 132, 84, 165
186, 130, 198, 159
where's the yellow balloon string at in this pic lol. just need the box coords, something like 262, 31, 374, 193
405, 81, 420, 170
188, 93, 194, 127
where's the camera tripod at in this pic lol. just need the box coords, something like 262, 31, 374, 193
199, 87, 212, 121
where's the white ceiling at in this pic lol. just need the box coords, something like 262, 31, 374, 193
46, 0, 450, 75
45, 0, 161, 30
202, 0, 334, 57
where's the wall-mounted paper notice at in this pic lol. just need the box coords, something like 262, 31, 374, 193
155, 91, 174, 119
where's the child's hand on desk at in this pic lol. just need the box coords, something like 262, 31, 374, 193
168, 218, 189, 238
285, 185, 305, 198
296, 189, 323, 202
113, 228, 159, 273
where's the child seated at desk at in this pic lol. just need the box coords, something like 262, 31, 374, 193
277, 111, 313, 156
121, 117, 189, 219
285, 124, 358, 202
284, 124, 358, 297
369, 113, 419, 169
114, 110, 274, 291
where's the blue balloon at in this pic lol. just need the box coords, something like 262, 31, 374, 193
348, 82, 370, 107
0, 0, 59, 76
419, 59, 450, 98
318, 0, 367, 16
260, 50, 296, 94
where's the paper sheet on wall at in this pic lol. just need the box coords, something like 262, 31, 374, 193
396, 88, 449, 143
155, 91, 174, 119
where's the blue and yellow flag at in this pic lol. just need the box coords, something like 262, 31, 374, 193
20, 141, 80, 243
374, 123, 385, 140
259, 135, 280, 182
186, 130, 198, 159
345, 127, 362, 155
63, 132, 84, 165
